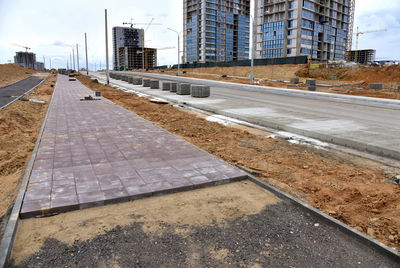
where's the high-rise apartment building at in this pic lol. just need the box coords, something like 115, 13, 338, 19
112, 26, 144, 70
183, 0, 251, 63
254, 0, 355, 61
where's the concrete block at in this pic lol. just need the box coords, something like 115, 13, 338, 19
308, 85, 316, 91
131, 78, 142, 85
142, 79, 151, 87
128, 77, 134, 84
398, 85, 400, 92
290, 77, 299, 84
149, 80, 160, 89
176, 83, 191, 95
191, 85, 210, 98
170, 83, 177, 92
306, 79, 316, 86
370, 83, 383, 90
329, 76, 337, 80
161, 81, 171, 91
123, 76, 129, 82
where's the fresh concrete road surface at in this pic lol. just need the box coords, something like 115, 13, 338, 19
91, 72, 400, 160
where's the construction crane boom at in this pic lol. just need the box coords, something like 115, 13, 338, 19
122, 18, 162, 29
354, 26, 387, 50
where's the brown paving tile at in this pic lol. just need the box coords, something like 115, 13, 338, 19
20, 75, 247, 218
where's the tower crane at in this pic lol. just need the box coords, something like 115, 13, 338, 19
12, 43, 31, 68
353, 26, 387, 62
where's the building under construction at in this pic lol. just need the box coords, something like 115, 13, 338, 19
14, 51, 36, 69
348, 49, 376, 64
112, 26, 157, 70
117, 46, 157, 70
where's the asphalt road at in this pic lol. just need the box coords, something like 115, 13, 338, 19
99, 72, 400, 160
0, 77, 43, 108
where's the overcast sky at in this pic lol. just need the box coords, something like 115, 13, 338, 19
0, 0, 399, 69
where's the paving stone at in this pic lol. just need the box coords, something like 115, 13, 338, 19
20, 75, 247, 218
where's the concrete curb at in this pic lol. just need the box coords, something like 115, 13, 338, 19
0, 78, 45, 110
124, 71, 400, 110
0, 75, 55, 268
244, 173, 400, 262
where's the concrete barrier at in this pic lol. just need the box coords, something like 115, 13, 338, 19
191, 85, 210, 98
176, 83, 191, 95
161, 81, 171, 91
149, 80, 160, 89
143, 79, 151, 87
306, 79, 316, 86
170, 82, 177, 92
370, 83, 383, 90
290, 77, 299, 84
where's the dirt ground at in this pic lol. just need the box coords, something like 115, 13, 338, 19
0, 73, 56, 243
150, 64, 400, 100
0, 64, 38, 88
77, 75, 400, 249
11, 181, 280, 264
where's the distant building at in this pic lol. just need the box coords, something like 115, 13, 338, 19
112, 26, 144, 70
117, 46, 157, 70
183, 0, 250, 63
347, 49, 376, 64
14, 51, 36, 69
254, 0, 355, 61
35, 62, 45, 71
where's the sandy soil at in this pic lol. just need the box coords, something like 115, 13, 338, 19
77, 75, 400, 249
0, 73, 56, 242
0, 64, 37, 88
12, 181, 280, 264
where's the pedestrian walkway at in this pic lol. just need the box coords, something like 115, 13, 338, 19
20, 75, 246, 218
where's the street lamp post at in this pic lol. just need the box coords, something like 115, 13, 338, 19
250, 15, 256, 85
105, 9, 110, 85
167, 28, 182, 76
85, 33, 89, 75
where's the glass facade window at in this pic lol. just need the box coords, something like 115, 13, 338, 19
303, 0, 314, 10
302, 19, 313, 29
302, 10, 313, 20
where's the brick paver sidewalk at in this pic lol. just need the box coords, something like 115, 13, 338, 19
21, 75, 246, 218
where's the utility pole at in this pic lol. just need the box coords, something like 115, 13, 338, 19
76, 44, 80, 71
50, 58, 52, 69
70, 54, 73, 70
72, 47, 75, 70
85, 33, 89, 75
105, 9, 110, 84
167, 28, 181, 76
43, 56, 45, 70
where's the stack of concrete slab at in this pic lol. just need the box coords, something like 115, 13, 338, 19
170, 82, 177, 93
191, 85, 210, 98
290, 77, 299, 84
143, 79, 151, 87
161, 81, 171, 91
306, 79, 316, 91
149, 80, 160, 89
176, 83, 191, 95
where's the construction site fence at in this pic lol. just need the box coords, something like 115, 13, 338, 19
155, 56, 308, 69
